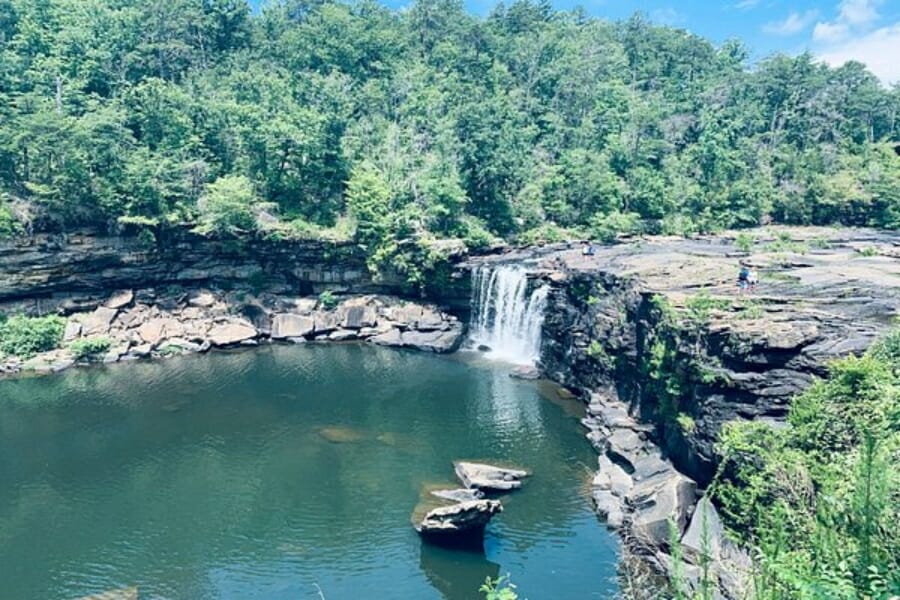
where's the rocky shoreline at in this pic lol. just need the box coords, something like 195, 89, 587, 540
1, 286, 464, 376
466, 226, 900, 598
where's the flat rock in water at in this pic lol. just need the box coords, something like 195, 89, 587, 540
415, 499, 502, 536
430, 488, 485, 503
454, 461, 529, 491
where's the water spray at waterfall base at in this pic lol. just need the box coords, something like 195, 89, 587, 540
469, 266, 549, 365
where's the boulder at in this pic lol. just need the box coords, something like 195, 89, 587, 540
369, 328, 402, 347
207, 321, 257, 346
606, 429, 644, 471
400, 326, 463, 353
188, 291, 216, 308
328, 329, 358, 341
313, 311, 342, 334
454, 461, 529, 491
592, 489, 625, 529
343, 305, 377, 329
628, 472, 698, 547
415, 499, 502, 536
681, 496, 724, 564
271, 313, 315, 339
105, 290, 134, 309
80, 306, 118, 336
63, 320, 82, 342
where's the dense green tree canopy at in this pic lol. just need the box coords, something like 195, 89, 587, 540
1, 0, 898, 275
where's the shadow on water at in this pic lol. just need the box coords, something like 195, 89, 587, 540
419, 537, 501, 600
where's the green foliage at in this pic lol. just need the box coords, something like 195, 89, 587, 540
69, 337, 111, 361
0, 314, 65, 358
676, 413, 697, 434
587, 340, 614, 370
712, 330, 900, 598
479, 575, 519, 600
194, 175, 266, 237
590, 211, 642, 243
318, 290, 338, 311
685, 292, 731, 323
734, 233, 755, 254
0, 0, 896, 261
0, 197, 22, 239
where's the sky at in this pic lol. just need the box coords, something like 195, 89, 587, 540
253, 0, 900, 85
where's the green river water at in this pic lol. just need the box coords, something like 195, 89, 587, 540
0, 344, 619, 599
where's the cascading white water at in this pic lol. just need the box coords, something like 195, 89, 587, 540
469, 265, 549, 365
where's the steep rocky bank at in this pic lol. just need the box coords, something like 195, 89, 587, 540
0, 228, 466, 375
466, 226, 900, 596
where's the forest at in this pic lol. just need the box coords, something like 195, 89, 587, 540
1, 0, 899, 281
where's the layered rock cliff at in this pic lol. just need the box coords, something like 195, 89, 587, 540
467, 227, 900, 596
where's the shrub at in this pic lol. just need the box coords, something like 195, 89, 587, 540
0, 200, 22, 239
318, 290, 338, 311
69, 337, 112, 360
589, 210, 642, 243
734, 232, 755, 254
194, 175, 269, 236
0, 314, 65, 358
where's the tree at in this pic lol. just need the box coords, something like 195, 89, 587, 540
194, 174, 263, 236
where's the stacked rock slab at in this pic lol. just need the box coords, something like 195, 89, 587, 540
0, 290, 464, 376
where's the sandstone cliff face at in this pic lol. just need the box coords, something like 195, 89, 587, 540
0, 228, 391, 315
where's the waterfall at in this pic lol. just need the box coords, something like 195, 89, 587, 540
469, 265, 549, 365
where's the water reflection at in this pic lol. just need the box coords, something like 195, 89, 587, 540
420, 539, 501, 600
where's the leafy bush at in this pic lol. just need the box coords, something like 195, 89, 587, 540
318, 290, 338, 311
194, 175, 268, 236
685, 292, 731, 323
734, 232, 755, 254
0, 315, 65, 358
589, 210, 642, 243
69, 337, 112, 360
712, 329, 900, 598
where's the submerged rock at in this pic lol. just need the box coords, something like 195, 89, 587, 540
454, 461, 529, 491
415, 499, 502, 537
317, 426, 366, 443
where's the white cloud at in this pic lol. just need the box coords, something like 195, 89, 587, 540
818, 23, 900, 85
813, 21, 849, 42
763, 10, 819, 36
838, 0, 881, 26
735, 0, 760, 9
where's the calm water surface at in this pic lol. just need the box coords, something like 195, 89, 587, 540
0, 344, 619, 599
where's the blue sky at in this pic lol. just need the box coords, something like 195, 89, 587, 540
254, 0, 900, 84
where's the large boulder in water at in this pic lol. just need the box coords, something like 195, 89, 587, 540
454, 461, 529, 491
415, 499, 502, 537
